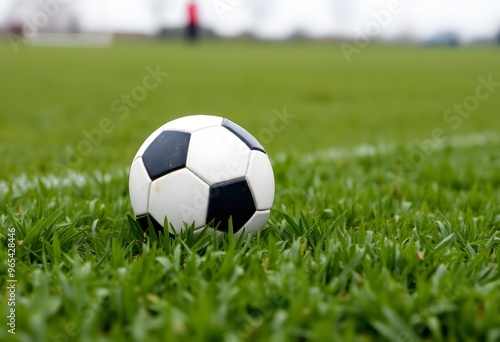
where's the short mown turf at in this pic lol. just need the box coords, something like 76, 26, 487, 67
1, 40, 499, 341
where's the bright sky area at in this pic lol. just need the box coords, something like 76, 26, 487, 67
0, 0, 499, 42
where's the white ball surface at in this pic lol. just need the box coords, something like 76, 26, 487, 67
187, 126, 250, 185
128, 115, 275, 236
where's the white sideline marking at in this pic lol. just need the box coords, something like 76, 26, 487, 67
0, 169, 126, 198
27, 33, 114, 48
1, 133, 499, 196
275, 132, 500, 164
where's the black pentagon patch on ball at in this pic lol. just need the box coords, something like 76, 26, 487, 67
136, 214, 162, 231
142, 130, 190, 180
222, 118, 265, 153
207, 178, 256, 233
136, 214, 174, 237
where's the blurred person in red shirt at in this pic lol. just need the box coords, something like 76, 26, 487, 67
186, 1, 199, 41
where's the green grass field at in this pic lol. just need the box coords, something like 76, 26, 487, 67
1, 39, 500, 341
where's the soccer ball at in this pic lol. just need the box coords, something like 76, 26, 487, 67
129, 115, 275, 236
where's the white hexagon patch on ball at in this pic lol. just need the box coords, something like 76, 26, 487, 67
128, 115, 275, 236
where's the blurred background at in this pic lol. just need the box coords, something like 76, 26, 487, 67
1, 0, 500, 43
0, 0, 499, 177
